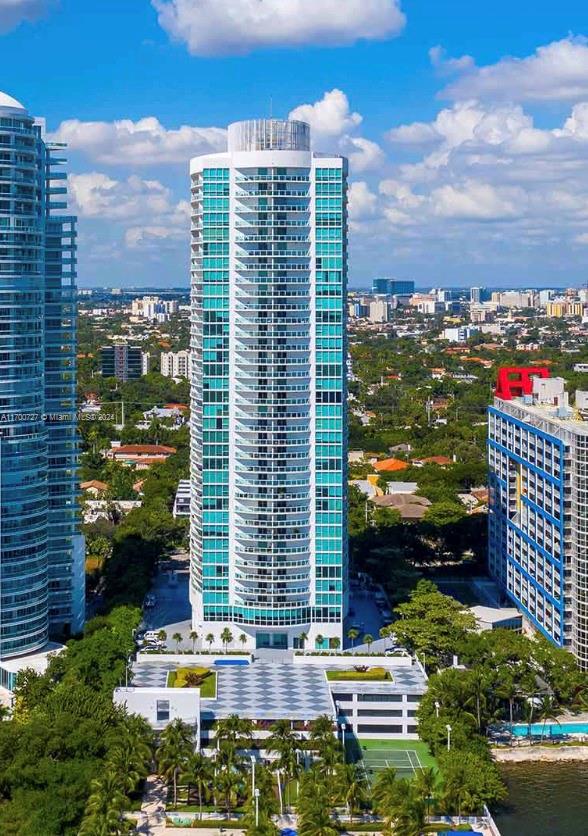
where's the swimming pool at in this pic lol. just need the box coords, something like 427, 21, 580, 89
213, 658, 249, 666
511, 722, 588, 736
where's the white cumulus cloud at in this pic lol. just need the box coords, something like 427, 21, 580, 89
441, 36, 588, 103
68, 173, 190, 252
289, 89, 362, 141
340, 136, 385, 173
559, 102, 588, 139
348, 181, 378, 221
430, 181, 522, 220
0, 0, 53, 33
388, 100, 533, 149
152, 0, 405, 56
50, 117, 226, 165
68, 173, 173, 219
289, 89, 383, 175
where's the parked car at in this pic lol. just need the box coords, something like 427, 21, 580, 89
142, 639, 165, 650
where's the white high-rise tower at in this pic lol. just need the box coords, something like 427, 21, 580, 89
190, 119, 348, 652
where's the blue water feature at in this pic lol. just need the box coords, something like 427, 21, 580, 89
511, 722, 588, 736
213, 658, 249, 666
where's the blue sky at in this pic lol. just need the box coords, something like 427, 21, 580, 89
2, 0, 588, 287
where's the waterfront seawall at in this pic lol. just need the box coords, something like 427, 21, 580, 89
493, 745, 588, 763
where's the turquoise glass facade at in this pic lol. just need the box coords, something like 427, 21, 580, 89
190, 120, 347, 650
0, 93, 83, 658
313, 167, 347, 637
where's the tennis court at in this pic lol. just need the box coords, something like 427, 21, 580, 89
349, 738, 438, 784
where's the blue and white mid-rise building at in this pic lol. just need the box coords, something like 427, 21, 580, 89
190, 118, 348, 652
0, 91, 83, 669
489, 369, 588, 668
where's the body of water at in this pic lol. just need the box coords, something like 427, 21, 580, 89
495, 762, 588, 836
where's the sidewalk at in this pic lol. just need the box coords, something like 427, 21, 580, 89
134, 775, 167, 835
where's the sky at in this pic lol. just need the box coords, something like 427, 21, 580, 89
2, 0, 588, 288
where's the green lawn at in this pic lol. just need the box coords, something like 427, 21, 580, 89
326, 667, 392, 682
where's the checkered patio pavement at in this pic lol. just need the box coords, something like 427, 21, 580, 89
131, 660, 335, 721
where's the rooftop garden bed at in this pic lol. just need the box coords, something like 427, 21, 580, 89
326, 666, 393, 682
167, 667, 217, 698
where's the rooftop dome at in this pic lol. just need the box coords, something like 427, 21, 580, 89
0, 92, 27, 113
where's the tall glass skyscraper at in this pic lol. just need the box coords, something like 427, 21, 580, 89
0, 92, 83, 661
190, 119, 348, 651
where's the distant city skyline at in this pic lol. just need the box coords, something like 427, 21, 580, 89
3, 1, 588, 286
80, 280, 588, 293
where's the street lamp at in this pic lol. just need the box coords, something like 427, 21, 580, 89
434, 700, 440, 719
124, 656, 132, 688
254, 787, 260, 827
446, 723, 452, 752
341, 722, 347, 749
250, 754, 256, 799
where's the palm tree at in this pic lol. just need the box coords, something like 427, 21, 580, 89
393, 788, 427, 836
347, 627, 359, 649
220, 627, 233, 653
372, 767, 402, 827
495, 675, 519, 741
310, 716, 342, 773
363, 633, 374, 652
319, 739, 344, 774
189, 630, 199, 653
316, 633, 324, 650
107, 738, 150, 795
206, 632, 215, 651
157, 629, 167, 645
385, 778, 426, 836
156, 719, 194, 807
413, 766, 437, 819
298, 631, 308, 651
239, 633, 248, 650
216, 713, 254, 748
216, 767, 244, 820
79, 769, 128, 836
537, 694, 562, 741
267, 719, 301, 807
310, 715, 336, 747
330, 637, 341, 652
173, 632, 183, 652
184, 751, 212, 819
464, 668, 491, 732
242, 763, 279, 833
297, 771, 338, 836
336, 762, 368, 823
